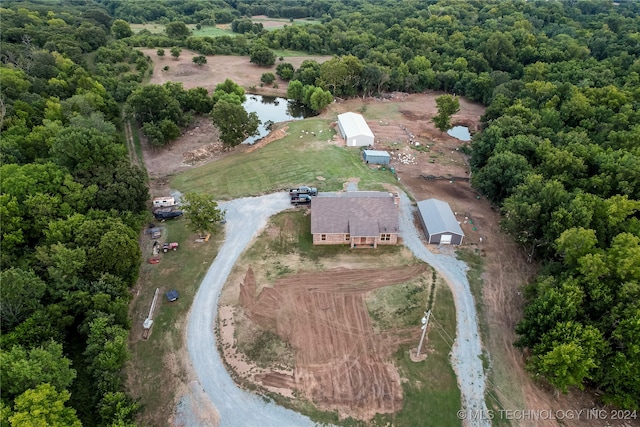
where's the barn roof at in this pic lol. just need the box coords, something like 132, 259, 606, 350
363, 149, 390, 157
338, 112, 374, 138
416, 199, 464, 236
311, 192, 398, 236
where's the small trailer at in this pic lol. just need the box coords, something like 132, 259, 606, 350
152, 197, 176, 209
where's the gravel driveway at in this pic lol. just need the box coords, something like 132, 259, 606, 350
182, 192, 318, 427
180, 191, 488, 427
398, 192, 490, 427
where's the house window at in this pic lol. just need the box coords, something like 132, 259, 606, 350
345, 234, 350, 241
381, 233, 391, 241
360, 237, 366, 244
321, 234, 326, 241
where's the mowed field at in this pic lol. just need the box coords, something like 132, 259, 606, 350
130, 16, 320, 37
171, 119, 399, 199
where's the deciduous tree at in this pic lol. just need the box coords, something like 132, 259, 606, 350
8, 383, 82, 427
0, 268, 46, 330
250, 45, 276, 66
192, 55, 207, 66
170, 46, 182, 60
433, 94, 460, 132
1, 341, 76, 399
210, 100, 260, 148
111, 20, 132, 39
181, 192, 225, 235
165, 21, 190, 39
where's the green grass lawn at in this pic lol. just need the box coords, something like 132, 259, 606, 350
127, 219, 224, 426
171, 119, 401, 200
130, 20, 318, 37
190, 25, 235, 37
252, 17, 322, 30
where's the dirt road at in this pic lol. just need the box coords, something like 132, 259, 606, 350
180, 192, 318, 427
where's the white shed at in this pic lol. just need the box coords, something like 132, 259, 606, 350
337, 112, 374, 147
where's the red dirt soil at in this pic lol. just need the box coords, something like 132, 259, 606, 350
240, 265, 429, 420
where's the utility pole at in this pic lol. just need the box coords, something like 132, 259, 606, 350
416, 310, 431, 358
142, 288, 160, 339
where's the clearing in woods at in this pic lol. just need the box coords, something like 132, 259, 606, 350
129, 48, 613, 427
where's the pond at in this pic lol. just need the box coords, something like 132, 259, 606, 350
447, 126, 471, 141
242, 95, 316, 144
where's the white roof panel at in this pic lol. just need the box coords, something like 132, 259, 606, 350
363, 150, 390, 157
338, 112, 374, 138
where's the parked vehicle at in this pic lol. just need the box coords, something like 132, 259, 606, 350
152, 197, 176, 208
154, 210, 183, 220
163, 242, 179, 252
289, 186, 317, 196
291, 194, 312, 205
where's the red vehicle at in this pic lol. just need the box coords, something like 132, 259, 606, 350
163, 242, 179, 252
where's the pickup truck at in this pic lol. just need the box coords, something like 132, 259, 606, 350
154, 210, 183, 220
290, 194, 312, 205
289, 186, 318, 196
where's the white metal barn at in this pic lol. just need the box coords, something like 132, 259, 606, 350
417, 198, 465, 245
337, 112, 374, 147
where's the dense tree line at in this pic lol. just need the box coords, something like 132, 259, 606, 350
117, 0, 640, 408
2, 0, 639, 418
1, 3, 148, 426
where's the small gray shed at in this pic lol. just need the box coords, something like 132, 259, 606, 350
363, 149, 390, 165
416, 199, 464, 245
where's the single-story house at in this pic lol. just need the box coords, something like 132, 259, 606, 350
311, 192, 399, 248
363, 149, 390, 165
337, 112, 374, 147
416, 198, 464, 245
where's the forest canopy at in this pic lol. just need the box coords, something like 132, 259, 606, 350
1, 1, 639, 424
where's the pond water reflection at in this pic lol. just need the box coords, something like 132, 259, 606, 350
242, 95, 316, 144
447, 126, 471, 141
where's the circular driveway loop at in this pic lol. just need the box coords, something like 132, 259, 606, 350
183, 192, 488, 427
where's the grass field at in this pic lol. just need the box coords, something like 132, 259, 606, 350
378, 282, 461, 427
126, 219, 224, 426
130, 18, 319, 37
252, 16, 322, 29
172, 119, 401, 200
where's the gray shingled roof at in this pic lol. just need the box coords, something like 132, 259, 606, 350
311, 192, 399, 236
416, 199, 464, 236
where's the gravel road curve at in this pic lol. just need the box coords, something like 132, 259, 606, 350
184, 192, 319, 427
398, 192, 490, 427
181, 191, 488, 427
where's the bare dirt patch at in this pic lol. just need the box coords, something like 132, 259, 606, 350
142, 48, 331, 96
236, 264, 429, 420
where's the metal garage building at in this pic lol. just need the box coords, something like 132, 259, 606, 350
337, 112, 374, 147
417, 198, 464, 245
363, 149, 390, 165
